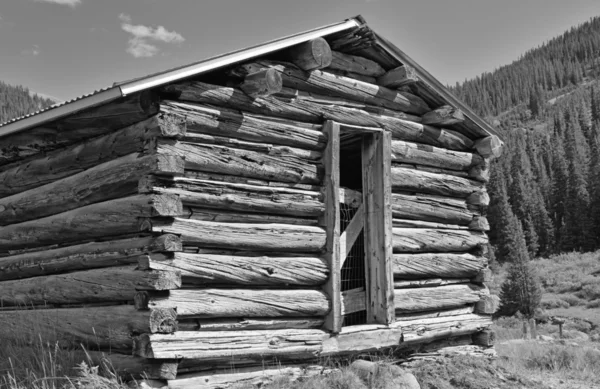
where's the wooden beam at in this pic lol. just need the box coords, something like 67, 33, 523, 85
150, 217, 326, 253
394, 278, 471, 289
377, 65, 419, 89
0, 194, 183, 252
392, 228, 488, 253
0, 265, 181, 307
391, 140, 483, 172
328, 50, 386, 77
322, 120, 341, 333
474, 295, 500, 314
395, 284, 489, 313
284, 38, 332, 70
474, 135, 503, 159
0, 234, 181, 281
391, 193, 477, 226
83, 351, 178, 380
362, 131, 394, 325
139, 252, 328, 287
239, 68, 282, 97
177, 317, 324, 331
392, 253, 487, 279
0, 153, 183, 226
137, 288, 330, 318
391, 166, 484, 198
184, 207, 316, 225
421, 105, 465, 126
341, 288, 366, 315
339, 204, 364, 265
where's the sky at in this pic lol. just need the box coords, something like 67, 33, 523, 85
1, 0, 600, 101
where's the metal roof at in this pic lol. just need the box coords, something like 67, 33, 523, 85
0, 16, 498, 140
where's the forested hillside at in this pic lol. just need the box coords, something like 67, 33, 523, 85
0, 81, 55, 124
452, 16, 600, 262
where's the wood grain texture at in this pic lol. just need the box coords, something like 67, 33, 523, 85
328, 50, 385, 77
239, 68, 283, 97
377, 65, 419, 89
394, 284, 489, 313
157, 139, 322, 185
0, 194, 182, 252
0, 265, 180, 307
391, 140, 483, 172
0, 305, 176, 350
138, 288, 330, 318
139, 252, 328, 286
392, 253, 487, 279
391, 193, 476, 225
0, 234, 181, 281
421, 105, 465, 126
392, 228, 488, 253
150, 218, 326, 252
178, 317, 324, 331
391, 166, 484, 198
0, 153, 183, 226
82, 351, 178, 380
284, 38, 332, 70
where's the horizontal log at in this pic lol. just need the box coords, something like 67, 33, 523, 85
239, 68, 282, 97
0, 194, 183, 252
0, 91, 160, 166
134, 329, 327, 360
391, 140, 483, 171
469, 216, 490, 231
392, 229, 488, 253
395, 284, 489, 313
139, 252, 328, 286
284, 37, 332, 70
391, 166, 484, 198
0, 116, 182, 199
325, 69, 377, 84
391, 193, 476, 225
150, 218, 326, 252
474, 295, 500, 314
392, 218, 468, 230
162, 82, 473, 151
472, 329, 495, 347
137, 288, 330, 318
395, 306, 475, 321
421, 105, 465, 126
0, 266, 181, 307
182, 170, 321, 192
161, 101, 326, 151
474, 135, 503, 159
0, 305, 176, 350
84, 351, 178, 380
377, 65, 418, 89
185, 207, 317, 226
328, 50, 386, 77
0, 153, 183, 226
141, 177, 324, 218
394, 163, 471, 179
157, 139, 321, 184
394, 278, 471, 288
392, 253, 488, 279
321, 326, 403, 356
235, 60, 430, 115
472, 268, 493, 284
0, 234, 181, 281
467, 190, 490, 207
178, 317, 324, 331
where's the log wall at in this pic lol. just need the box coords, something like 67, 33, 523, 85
0, 36, 498, 384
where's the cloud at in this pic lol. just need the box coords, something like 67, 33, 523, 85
34, 0, 81, 7
119, 13, 184, 58
22, 45, 41, 56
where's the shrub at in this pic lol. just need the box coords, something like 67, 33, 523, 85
540, 297, 569, 309
498, 260, 543, 318
578, 283, 600, 300
560, 294, 584, 306
586, 299, 600, 309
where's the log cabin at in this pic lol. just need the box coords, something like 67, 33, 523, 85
0, 16, 503, 388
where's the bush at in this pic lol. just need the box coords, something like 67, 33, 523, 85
586, 299, 600, 309
578, 283, 600, 300
540, 297, 569, 309
560, 294, 584, 306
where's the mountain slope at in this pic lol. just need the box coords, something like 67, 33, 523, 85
0, 81, 55, 124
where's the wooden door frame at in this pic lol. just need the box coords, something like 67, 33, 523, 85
322, 121, 394, 334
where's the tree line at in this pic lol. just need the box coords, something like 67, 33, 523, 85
0, 81, 54, 125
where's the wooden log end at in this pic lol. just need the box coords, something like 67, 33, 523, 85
472, 329, 496, 347
377, 65, 418, 89
154, 155, 185, 176
150, 194, 183, 217
240, 68, 283, 98
133, 334, 155, 358
158, 113, 187, 138
421, 105, 465, 126
469, 216, 490, 231
150, 234, 182, 252
474, 294, 499, 315
286, 38, 332, 70
474, 136, 503, 159
467, 191, 490, 207
137, 270, 181, 291
138, 90, 161, 116
468, 162, 490, 182
149, 308, 179, 333
472, 268, 493, 284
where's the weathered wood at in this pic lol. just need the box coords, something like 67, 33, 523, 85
0, 153, 183, 226
178, 317, 325, 331
472, 329, 495, 347
391, 166, 484, 198
168, 364, 323, 389
392, 218, 468, 230
83, 351, 178, 380
321, 325, 403, 356
0, 266, 180, 307
328, 50, 386, 77
342, 288, 366, 315
391, 193, 476, 225
474, 294, 500, 314
134, 329, 326, 360
141, 177, 324, 217
0, 235, 181, 281
339, 204, 364, 264
137, 289, 330, 318
395, 306, 475, 321
150, 218, 326, 252
468, 159, 490, 182
162, 82, 473, 151
391, 139, 483, 172
467, 189, 490, 207
469, 216, 490, 231
377, 65, 419, 89
472, 268, 493, 284
0, 116, 183, 199
392, 228, 488, 253
284, 38, 332, 70
0, 91, 160, 166
185, 207, 316, 225
394, 278, 471, 289
0, 194, 183, 252
161, 101, 326, 150
139, 252, 328, 286
474, 135, 503, 159
395, 284, 489, 313
235, 60, 430, 115
239, 68, 282, 97
326, 69, 377, 84
182, 170, 321, 192
392, 253, 487, 279
322, 120, 342, 333
421, 105, 465, 126
157, 139, 321, 184
363, 131, 395, 325
0, 305, 176, 350
394, 163, 471, 179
